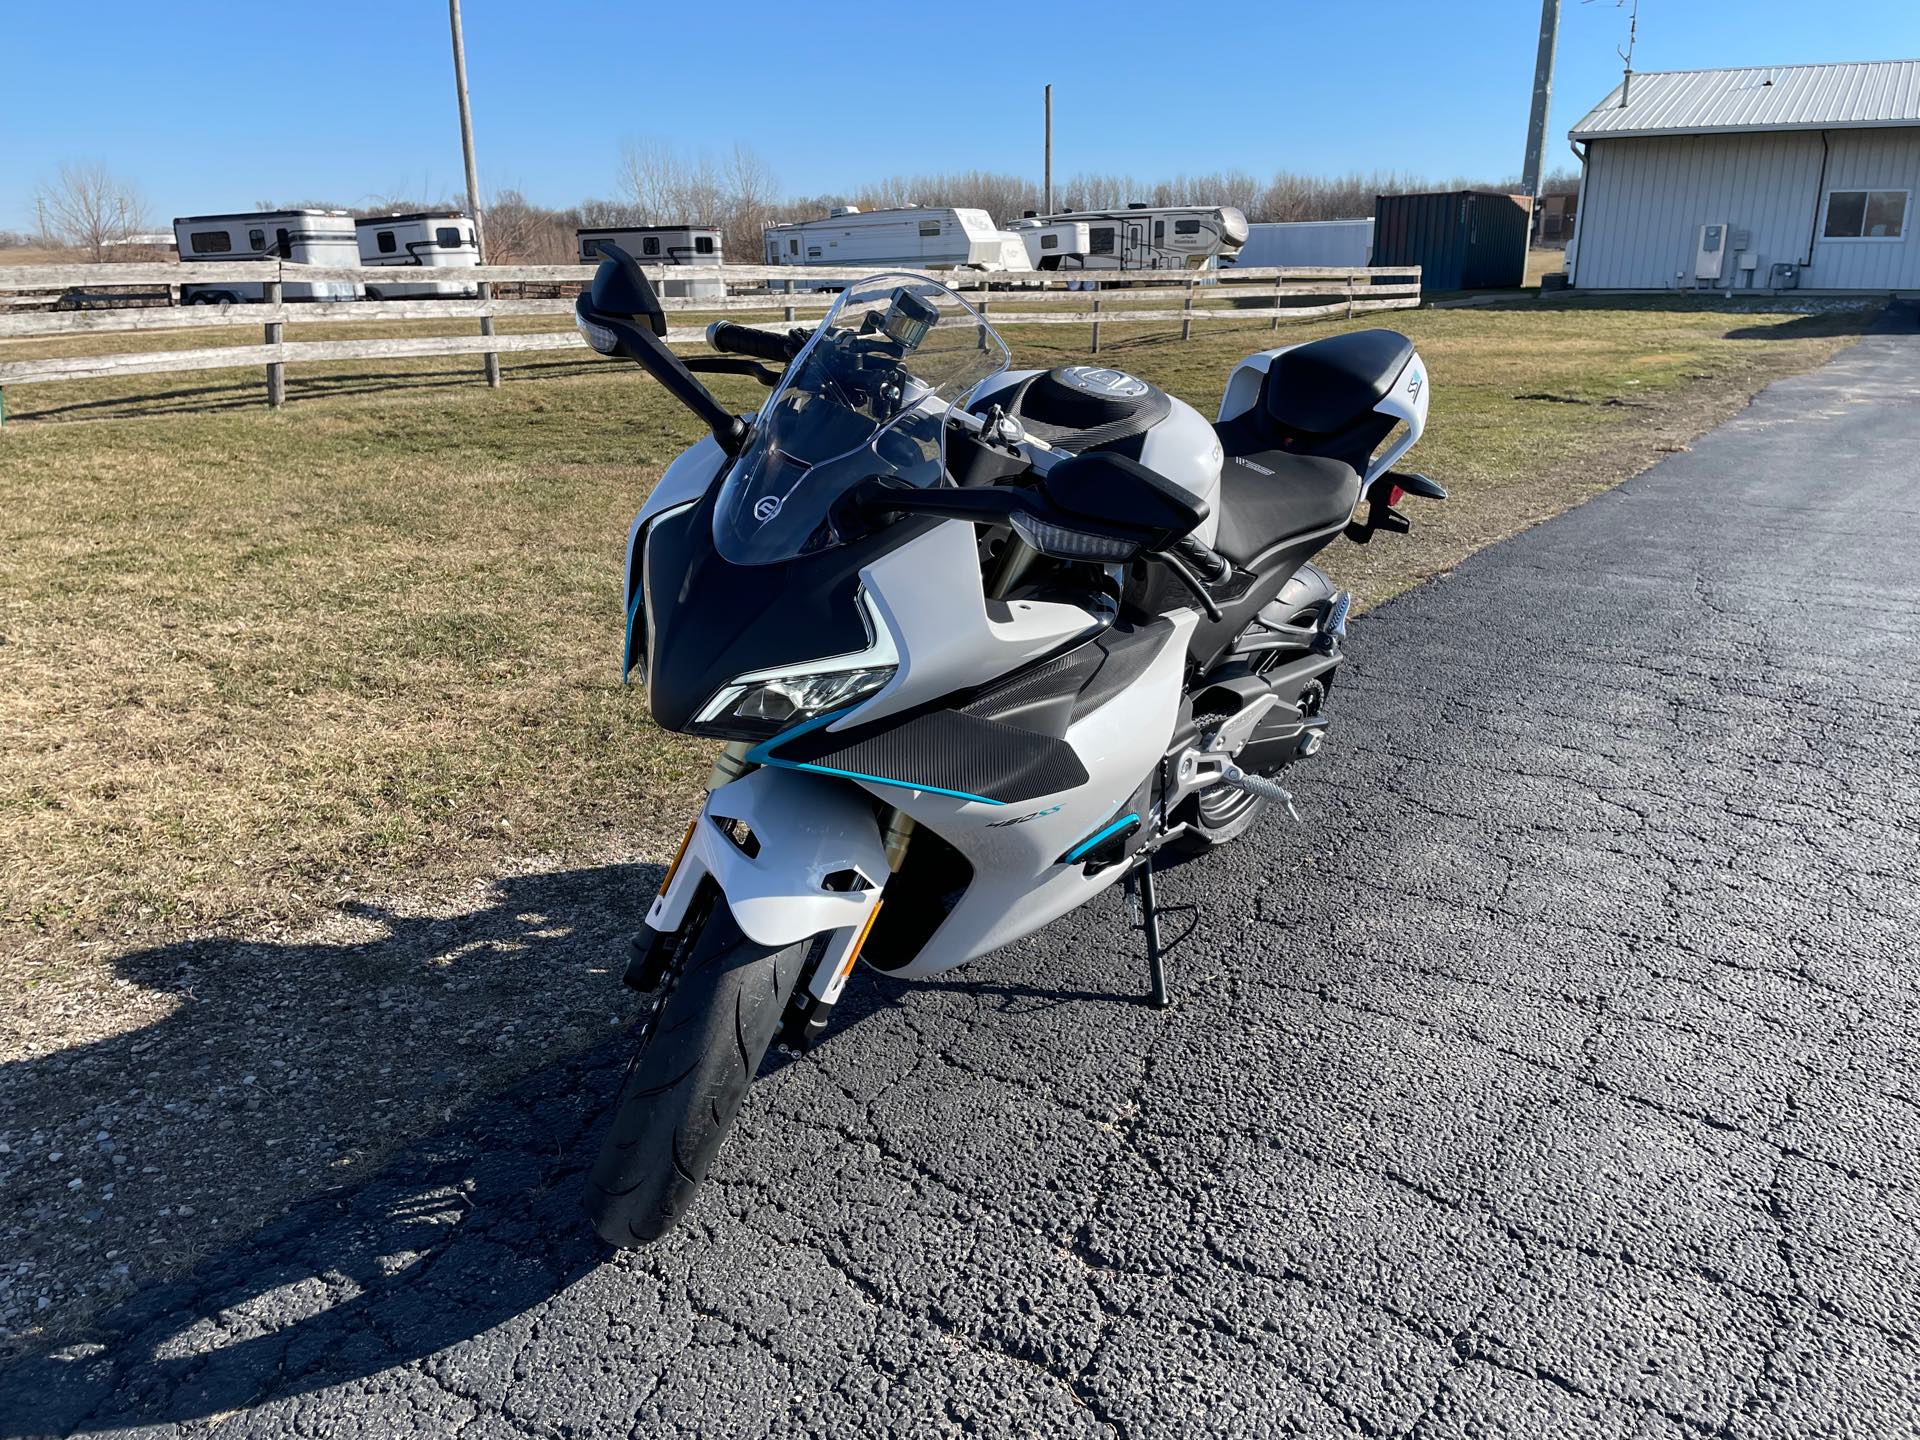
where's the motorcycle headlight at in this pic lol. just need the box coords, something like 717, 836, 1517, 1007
689, 589, 898, 741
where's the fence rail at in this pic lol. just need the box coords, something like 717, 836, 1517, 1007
0, 260, 1420, 410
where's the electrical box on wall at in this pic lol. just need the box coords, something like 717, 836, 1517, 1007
1695, 222, 1729, 280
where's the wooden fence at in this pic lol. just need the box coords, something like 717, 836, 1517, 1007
0, 260, 1420, 417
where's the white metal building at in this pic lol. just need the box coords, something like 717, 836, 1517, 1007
1567, 59, 1920, 292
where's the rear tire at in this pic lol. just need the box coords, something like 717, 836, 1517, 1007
582, 891, 810, 1247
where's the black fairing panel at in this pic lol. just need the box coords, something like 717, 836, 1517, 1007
642, 486, 930, 732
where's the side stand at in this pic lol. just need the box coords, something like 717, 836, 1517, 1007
1124, 857, 1170, 1010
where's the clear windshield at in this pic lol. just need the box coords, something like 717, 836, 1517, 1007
713, 273, 1010, 565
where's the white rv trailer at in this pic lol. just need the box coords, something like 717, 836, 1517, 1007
1010, 205, 1249, 273
761, 206, 1032, 277
356, 211, 480, 298
172, 210, 362, 303
576, 226, 724, 299
1222, 219, 1375, 271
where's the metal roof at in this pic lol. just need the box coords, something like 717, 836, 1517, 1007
1570, 60, 1920, 140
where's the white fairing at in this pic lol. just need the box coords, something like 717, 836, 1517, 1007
1217, 344, 1431, 497
647, 766, 886, 948
623, 435, 729, 642
839, 520, 1104, 729
872, 609, 1194, 977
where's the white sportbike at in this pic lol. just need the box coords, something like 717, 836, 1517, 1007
572, 248, 1439, 1245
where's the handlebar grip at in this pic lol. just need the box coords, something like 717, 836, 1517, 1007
1174, 533, 1233, 582
706, 321, 797, 364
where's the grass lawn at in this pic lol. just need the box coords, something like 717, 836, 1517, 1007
0, 292, 1876, 1352
0, 298, 1874, 1042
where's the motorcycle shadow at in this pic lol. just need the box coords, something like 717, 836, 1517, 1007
0, 862, 670, 1435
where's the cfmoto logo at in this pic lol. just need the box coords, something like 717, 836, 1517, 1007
752, 495, 782, 523
1407, 369, 1424, 402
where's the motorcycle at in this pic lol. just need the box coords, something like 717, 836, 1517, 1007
571, 246, 1440, 1245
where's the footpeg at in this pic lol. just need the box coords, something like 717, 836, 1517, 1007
1220, 766, 1301, 822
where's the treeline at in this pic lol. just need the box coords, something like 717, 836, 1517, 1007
17, 140, 1578, 263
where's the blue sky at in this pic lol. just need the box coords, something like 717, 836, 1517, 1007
3, 0, 1917, 233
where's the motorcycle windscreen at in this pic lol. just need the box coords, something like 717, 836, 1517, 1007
711, 273, 1009, 567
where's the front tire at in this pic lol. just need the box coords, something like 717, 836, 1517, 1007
583, 890, 810, 1247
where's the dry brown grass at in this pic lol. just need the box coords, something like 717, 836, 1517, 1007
0, 297, 1874, 1051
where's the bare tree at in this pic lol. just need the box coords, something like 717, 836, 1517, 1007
34, 162, 148, 259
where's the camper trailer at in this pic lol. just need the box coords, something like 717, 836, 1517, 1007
356, 212, 479, 298
1010, 205, 1249, 273
576, 226, 724, 299
761, 206, 1031, 277
1222, 219, 1375, 271
172, 210, 362, 303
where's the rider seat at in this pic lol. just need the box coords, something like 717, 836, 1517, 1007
1207, 329, 1415, 566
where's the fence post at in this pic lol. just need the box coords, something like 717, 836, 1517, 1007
977, 293, 990, 351
782, 279, 795, 325
264, 277, 284, 409
1272, 277, 1283, 332
1346, 271, 1355, 321
1181, 278, 1194, 342
1091, 292, 1102, 355
478, 277, 501, 388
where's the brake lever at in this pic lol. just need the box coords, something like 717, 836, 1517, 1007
683, 356, 782, 387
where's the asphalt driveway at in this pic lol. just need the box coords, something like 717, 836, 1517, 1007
7, 318, 1919, 1438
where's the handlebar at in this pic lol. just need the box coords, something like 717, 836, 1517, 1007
1172, 533, 1232, 583
706, 321, 801, 365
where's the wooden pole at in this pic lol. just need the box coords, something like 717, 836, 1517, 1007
448, 0, 500, 389
1272, 278, 1283, 331
264, 277, 284, 408
1043, 84, 1054, 216
1181, 278, 1194, 341
1090, 292, 1101, 354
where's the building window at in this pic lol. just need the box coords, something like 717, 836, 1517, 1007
1089, 227, 1115, 255
919, 221, 941, 237
642, 236, 660, 255
189, 230, 232, 254
275, 228, 291, 257
789, 238, 800, 255
377, 231, 397, 254
1154, 221, 1165, 243
435, 226, 461, 247
695, 235, 714, 254
1823, 189, 1908, 240
1040, 234, 1059, 250
248, 228, 266, 251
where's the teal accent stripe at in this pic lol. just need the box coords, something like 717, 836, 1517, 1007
1062, 812, 1139, 864
787, 761, 1005, 806
745, 706, 1005, 805
621, 588, 644, 681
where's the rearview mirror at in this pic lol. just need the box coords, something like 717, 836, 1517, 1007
588, 241, 668, 338
1041, 452, 1208, 553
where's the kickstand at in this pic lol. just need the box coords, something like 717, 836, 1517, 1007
1124, 857, 1170, 1010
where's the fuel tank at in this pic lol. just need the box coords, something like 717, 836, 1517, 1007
970, 366, 1222, 548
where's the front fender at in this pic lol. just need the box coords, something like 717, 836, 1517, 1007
646, 767, 886, 948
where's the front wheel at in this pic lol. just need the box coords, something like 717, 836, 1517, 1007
582, 889, 810, 1247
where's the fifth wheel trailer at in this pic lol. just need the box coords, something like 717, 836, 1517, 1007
1010, 205, 1249, 272
173, 210, 362, 302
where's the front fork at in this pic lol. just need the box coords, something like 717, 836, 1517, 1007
627, 742, 915, 1051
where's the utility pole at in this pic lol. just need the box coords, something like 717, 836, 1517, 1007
1521, 0, 1561, 200
448, 0, 500, 388
1043, 84, 1054, 215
